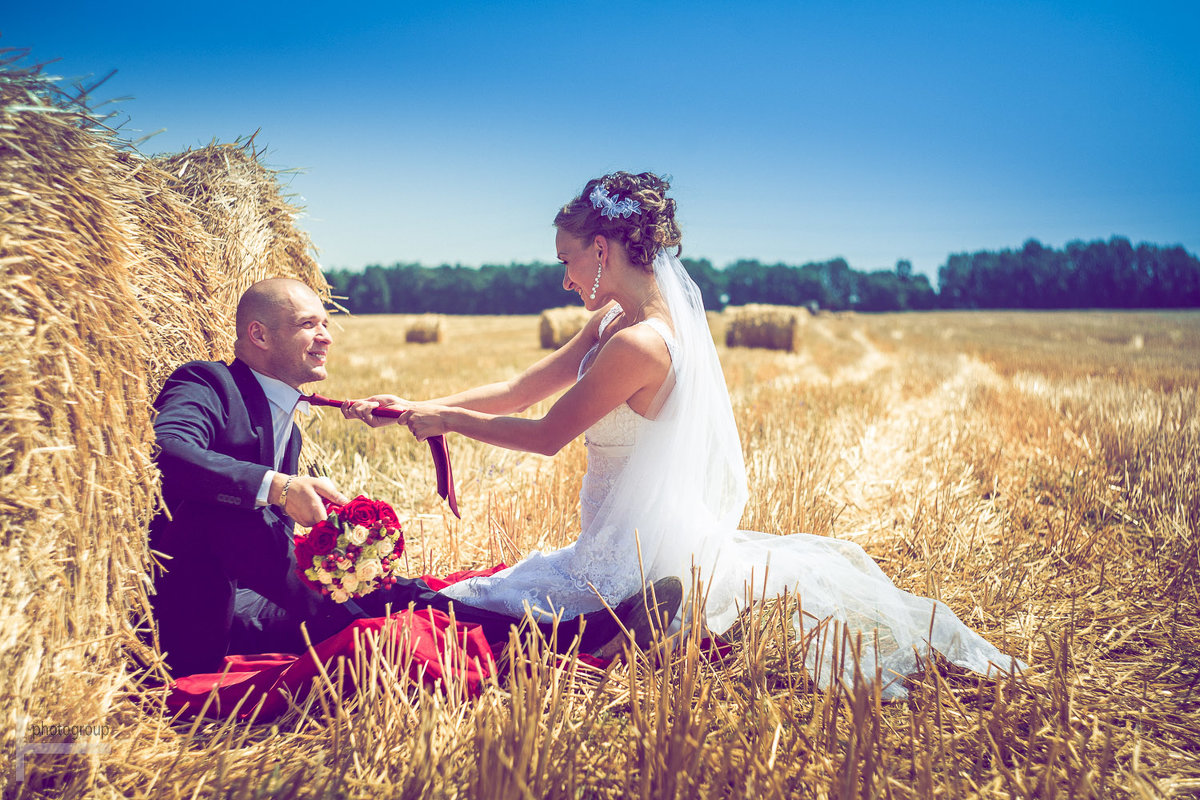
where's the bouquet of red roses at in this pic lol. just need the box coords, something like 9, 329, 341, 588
294, 495, 405, 603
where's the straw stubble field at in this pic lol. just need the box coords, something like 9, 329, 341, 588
260, 308, 1198, 799
7, 50, 1199, 800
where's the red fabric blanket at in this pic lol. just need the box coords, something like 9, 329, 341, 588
164, 565, 732, 720
165, 566, 508, 720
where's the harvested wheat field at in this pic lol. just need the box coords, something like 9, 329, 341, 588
276, 309, 1199, 799
6, 57, 1200, 800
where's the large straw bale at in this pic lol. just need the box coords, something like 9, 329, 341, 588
539, 306, 592, 349
1, 61, 159, 773
724, 303, 810, 352
1, 55, 331, 791
406, 314, 446, 343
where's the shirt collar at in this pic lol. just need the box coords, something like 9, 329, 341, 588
247, 367, 309, 415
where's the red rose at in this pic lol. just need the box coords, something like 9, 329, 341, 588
294, 534, 317, 567
341, 496, 378, 527
308, 522, 339, 555
374, 500, 400, 530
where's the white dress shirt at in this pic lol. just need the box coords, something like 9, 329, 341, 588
248, 368, 311, 507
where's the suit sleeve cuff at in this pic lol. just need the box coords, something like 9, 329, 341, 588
255, 469, 276, 508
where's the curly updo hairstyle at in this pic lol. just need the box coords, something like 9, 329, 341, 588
554, 171, 682, 270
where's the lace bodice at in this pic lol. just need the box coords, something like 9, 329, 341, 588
578, 307, 676, 528
441, 303, 679, 618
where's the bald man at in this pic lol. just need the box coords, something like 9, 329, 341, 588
148, 278, 352, 674
151, 279, 517, 674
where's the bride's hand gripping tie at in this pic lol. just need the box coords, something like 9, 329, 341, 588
341, 395, 450, 442
396, 405, 451, 443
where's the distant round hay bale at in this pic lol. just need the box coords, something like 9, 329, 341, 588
540, 306, 592, 349
406, 314, 446, 343
724, 304, 810, 352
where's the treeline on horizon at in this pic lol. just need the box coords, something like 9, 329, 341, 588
323, 236, 1200, 315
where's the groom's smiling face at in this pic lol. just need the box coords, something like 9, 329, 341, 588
261, 286, 333, 388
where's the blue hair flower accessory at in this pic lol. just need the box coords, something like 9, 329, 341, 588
589, 184, 642, 220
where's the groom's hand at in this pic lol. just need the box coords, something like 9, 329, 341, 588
341, 394, 406, 428
270, 474, 349, 527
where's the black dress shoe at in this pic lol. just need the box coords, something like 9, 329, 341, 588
589, 576, 684, 659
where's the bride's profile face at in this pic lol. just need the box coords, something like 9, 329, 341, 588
556, 229, 602, 308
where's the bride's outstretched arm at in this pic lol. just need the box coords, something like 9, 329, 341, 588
428, 315, 603, 413
399, 325, 671, 456
343, 306, 610, 425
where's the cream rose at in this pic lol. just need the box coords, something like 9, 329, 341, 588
331, 589, 349, 604
348, 524, 370, 546
341, 573, 359, 593
357, 559, 383, 583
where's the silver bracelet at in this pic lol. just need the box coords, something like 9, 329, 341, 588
278, 474, 296, 508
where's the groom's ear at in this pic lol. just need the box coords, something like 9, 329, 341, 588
246, 319, 271, 351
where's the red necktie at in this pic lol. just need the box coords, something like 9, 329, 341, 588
301, 393, 460, 518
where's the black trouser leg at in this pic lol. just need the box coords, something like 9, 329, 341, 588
229, 588, 311, 655
353, 581, 610, 654
152, 546, 237, 676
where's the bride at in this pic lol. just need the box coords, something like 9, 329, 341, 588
345, 171, 1018, 697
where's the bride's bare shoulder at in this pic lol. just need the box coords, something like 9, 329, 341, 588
606, 319, 672, 366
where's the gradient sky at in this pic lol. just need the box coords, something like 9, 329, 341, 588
6, 1, 1198, 279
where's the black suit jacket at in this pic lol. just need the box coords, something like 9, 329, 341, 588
150, 358, 300, 555
148, 358, 339, 674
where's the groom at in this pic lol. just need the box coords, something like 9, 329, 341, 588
151, 277, 536, 675
149, 277, 676, 676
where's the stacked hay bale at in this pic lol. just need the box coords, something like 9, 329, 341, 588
155, 141, 324, 327
114, 140, 327, 393
406, 314, 446, 343
724, 303, 810, 352
539, 306, 592, 349
1, 57, 327, 790
1, 60, 161, 779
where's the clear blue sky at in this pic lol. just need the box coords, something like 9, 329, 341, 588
6, 1, 1198, 279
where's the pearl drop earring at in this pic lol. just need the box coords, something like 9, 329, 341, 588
589, 261, 602, 300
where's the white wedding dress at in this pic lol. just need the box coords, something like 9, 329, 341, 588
443, 251, 1019, 697
441, 312, 673, 619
